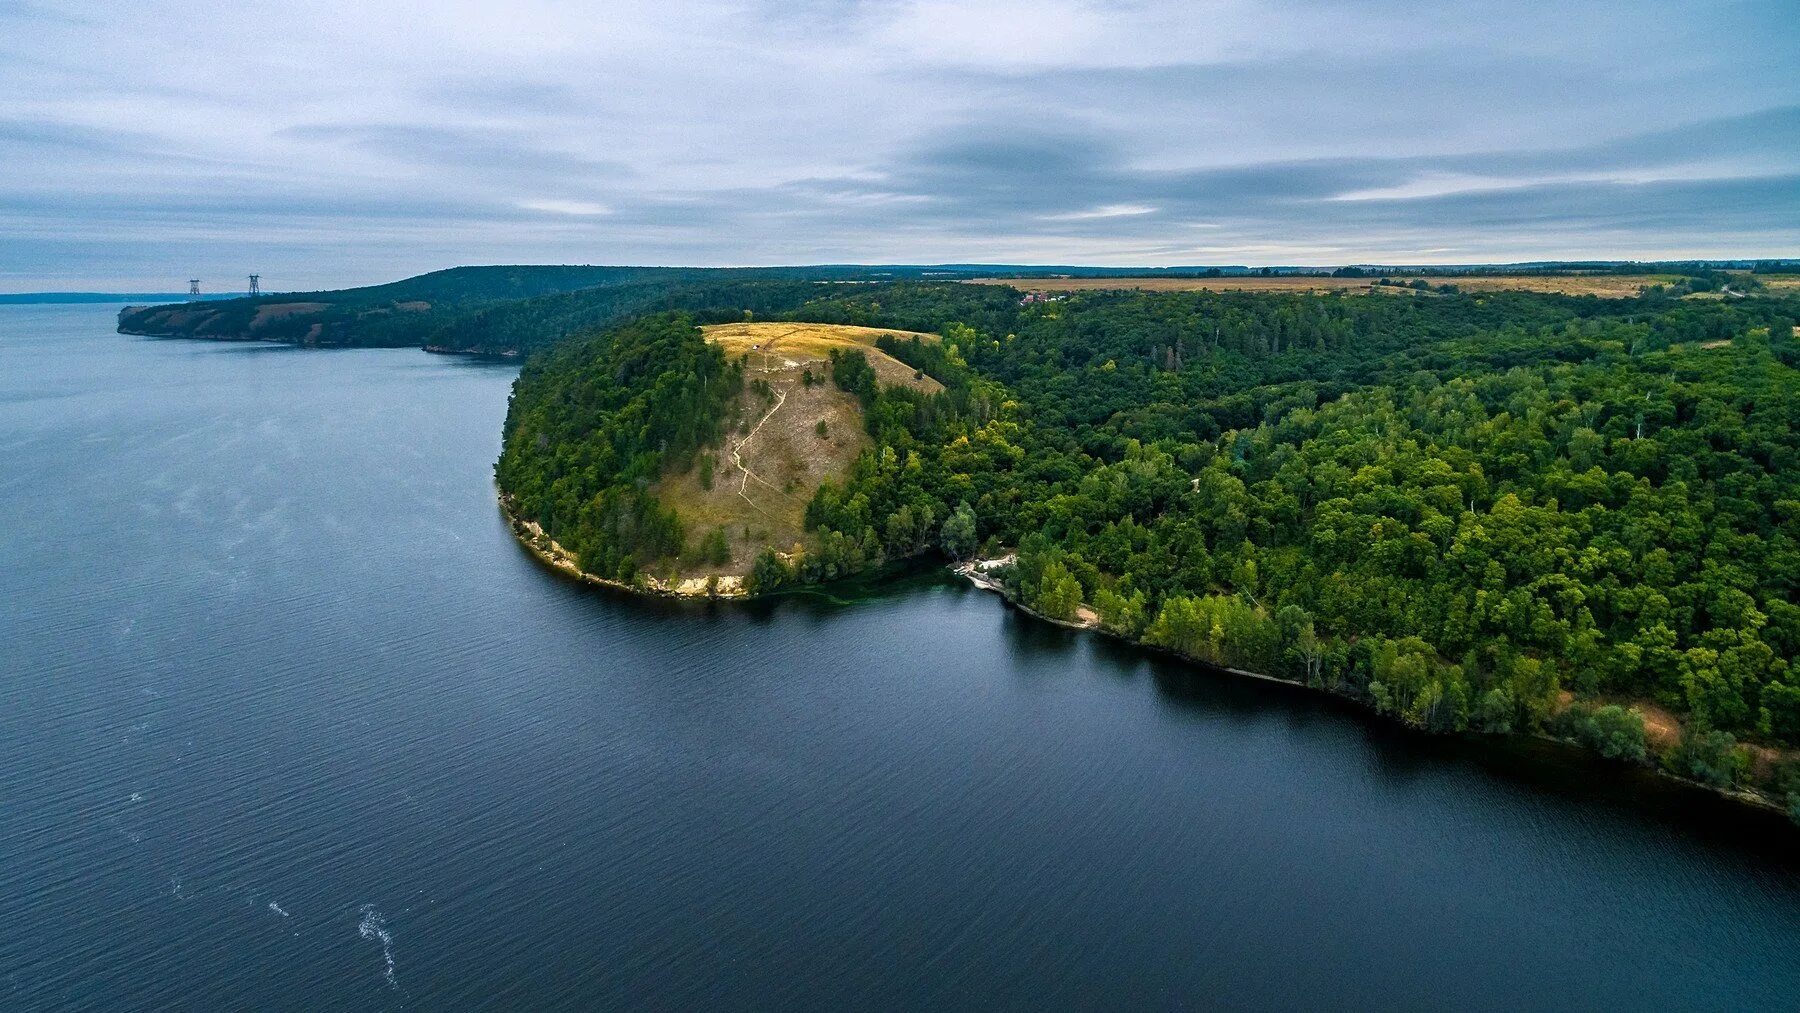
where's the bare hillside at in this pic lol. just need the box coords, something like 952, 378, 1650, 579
651, 322, 941, 588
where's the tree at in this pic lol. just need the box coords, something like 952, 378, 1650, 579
1666, 728, 1745, 788
1094, 587, 1148, 637
699, 527, 731, 566
746, 548, 790, 594
1557, 705, 1648, 763
941, 501, 978, 560
1034, 561, 1084, 621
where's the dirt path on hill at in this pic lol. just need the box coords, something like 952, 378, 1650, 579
730, 384, 798, 519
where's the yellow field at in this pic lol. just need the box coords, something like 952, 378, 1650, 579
964, 276, 1365, 294
964, 274, 1685, 298
701, 321, 942, 392
1433, 274, 1683, 296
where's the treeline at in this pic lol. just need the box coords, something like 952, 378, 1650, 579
424, 279, 869, 357
117, 265, 661, 348
116, 265, 1014, 353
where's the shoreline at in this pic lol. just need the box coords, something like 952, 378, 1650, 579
499, 492, 1791, 822
117, 319, 519, 356
499, 494, 747, 599
950, 559, 1792, 820
424, 344, 521, 359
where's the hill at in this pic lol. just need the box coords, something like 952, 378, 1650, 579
113, 265, 977, 355
649, 323, 941, 590
499, 318, 940, 595
114, 265, 696, 350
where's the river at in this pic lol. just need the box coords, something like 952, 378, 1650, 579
2, 304, 1797, 1009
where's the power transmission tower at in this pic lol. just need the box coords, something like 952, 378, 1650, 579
248, 274, 260, 296
188, 279, 201, 299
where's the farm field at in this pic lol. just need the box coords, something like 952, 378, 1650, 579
964, 273, 1685, 298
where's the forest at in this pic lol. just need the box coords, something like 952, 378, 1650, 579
115, 265, 978, 354
116, 265, 657, 348
500, 280, 1800, 814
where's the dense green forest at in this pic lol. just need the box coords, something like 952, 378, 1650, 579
496, 312, 742, 579
498, 281, 1800, 815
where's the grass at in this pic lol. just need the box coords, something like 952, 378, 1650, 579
700, 321, 943, 392
652, 322, 945, 582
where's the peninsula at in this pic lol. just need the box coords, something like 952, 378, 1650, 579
486, 271, 1800, 821
117, 262, 1800, 819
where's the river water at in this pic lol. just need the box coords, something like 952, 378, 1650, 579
2, 304, 1798, 1009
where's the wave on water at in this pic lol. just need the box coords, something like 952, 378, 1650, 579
358, 905, 397, 988
268, 901, 289, 917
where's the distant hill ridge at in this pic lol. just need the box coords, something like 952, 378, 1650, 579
113, 260, 1800, 357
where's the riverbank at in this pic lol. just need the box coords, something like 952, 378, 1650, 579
501, 498, 1793, 821
424, 344, 522, 358
500, 494, 747, 598
950, 557, 1795, 820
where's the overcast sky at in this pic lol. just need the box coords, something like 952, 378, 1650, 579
2, 0, 1797, 290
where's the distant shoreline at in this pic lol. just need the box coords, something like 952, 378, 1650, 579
4, 293, 239, 304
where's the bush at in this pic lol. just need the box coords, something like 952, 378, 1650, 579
1555, 704, 1648, 763
746, 548, 790, 594
1665, 728, 1745, 788
1476, 687, 1516, 734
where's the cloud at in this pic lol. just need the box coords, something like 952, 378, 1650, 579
0, 0, 1795, 288
1044, 204, 1158, 220
276, 123, 632, 184
520, 199, 612, 216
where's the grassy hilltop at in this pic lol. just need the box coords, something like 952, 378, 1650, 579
497, 317, 941, 594
652, 323, 942, 588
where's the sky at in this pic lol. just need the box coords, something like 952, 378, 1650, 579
1, 0, 1797, 291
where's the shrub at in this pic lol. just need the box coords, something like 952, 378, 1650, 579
1556, 704, 1648, 763
1665, 728, 1745, 788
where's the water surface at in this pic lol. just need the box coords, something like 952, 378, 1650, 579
2, 305, 1797, 1009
